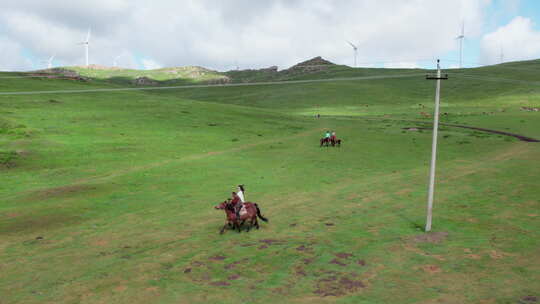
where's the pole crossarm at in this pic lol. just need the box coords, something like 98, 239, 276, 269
426, 74, 449, 80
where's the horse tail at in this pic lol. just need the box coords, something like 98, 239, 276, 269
254, 203, 268, 222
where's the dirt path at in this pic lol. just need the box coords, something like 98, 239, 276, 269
359, 117, 540, 142
437, 123, 539, 142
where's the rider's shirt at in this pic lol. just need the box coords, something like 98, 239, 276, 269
237, 190, 245, 203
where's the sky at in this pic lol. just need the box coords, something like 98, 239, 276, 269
1, 0, 539, 71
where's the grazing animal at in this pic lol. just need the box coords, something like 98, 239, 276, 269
215, 201, 268, 234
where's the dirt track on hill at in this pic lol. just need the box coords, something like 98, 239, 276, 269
437, 123, 539, 142
364, 117, 540, 142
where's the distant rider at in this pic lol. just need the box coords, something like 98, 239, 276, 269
324, 130, 331, 139
331, 131, 336, 142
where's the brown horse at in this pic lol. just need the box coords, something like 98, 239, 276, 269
320, 137, 342, 147
214, 201, 268, 234
331, 138, 342, 147
320, 137, 331, 147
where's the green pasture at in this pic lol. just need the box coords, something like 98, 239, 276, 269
1, 61, 539, 303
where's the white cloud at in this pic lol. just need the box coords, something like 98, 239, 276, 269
0, 0, 492, 71
481, 16, 540, 64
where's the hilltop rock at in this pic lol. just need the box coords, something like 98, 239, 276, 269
81, 64, 123, 71
161, 66, 215, 78
285, 56, 335, 73
33, 68, 89, 81
261, 66, 278, 73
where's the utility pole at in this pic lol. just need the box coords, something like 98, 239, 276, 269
425, 59, 448, 232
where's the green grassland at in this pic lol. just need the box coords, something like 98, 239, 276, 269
1, 60, 539, 304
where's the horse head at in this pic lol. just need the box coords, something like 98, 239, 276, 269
215, 201, 228, 210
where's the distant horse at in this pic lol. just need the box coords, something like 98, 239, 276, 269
320, 137, 342, 147
331, 137, 342, 147
214, 201, 268, 234
320, 137, 331, 147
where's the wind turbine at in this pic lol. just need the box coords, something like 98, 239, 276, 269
113, 53, 125, 67
499, 45, 504, 64
346, 41, 358, 67
77, 28, 91, 67
455, 22, 465, 68
41, 55, 55, 69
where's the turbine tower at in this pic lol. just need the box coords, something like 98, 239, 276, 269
456, 22, 465, 68
346, 41, 358, 67
113, 53, 124, 67
41, 55, 55, 69
78, 28, 91, 67
46, 55, 55, 69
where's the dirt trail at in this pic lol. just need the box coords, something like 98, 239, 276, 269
437, 123, 539, 142
385, 118, 540, 142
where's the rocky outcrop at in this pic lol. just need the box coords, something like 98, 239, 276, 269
206, 76, 231, 84
285, 56, 335, 73
132, 76, 158, 86
33, 68, 89, 81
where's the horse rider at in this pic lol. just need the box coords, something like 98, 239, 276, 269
231, 185, 246, 220
331, 130, 336, 142
236, 185, 245, 218
324, 130, 331, 140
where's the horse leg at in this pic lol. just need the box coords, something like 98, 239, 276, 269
220, 222, 228, 234
255, 217, 260, 229
246, 219, 251, 232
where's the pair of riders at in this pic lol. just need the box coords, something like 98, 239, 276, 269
229, 185, 245, 219
324, 130, 336, 141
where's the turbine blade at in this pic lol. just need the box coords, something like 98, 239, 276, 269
346, 40, 357, 49
86, 28, 91, 42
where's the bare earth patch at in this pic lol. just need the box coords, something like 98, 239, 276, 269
114, 285, 127, 292
521, 296, 538, 303
224, 258, 249, 270
259, 239, 286, 245
209, 255, 226, 261
329, 259, 348, 267
314, 273, 365, 297
413, 231, 448, 243
421, 265, 441, 273
296, 245, 311, 252
334, 253, 353, 259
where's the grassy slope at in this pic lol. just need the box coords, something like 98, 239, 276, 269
0, 60, 539, 304
59, 66, 228, 86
